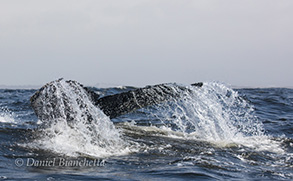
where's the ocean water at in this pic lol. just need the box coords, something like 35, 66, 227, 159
0, 82, 292, 180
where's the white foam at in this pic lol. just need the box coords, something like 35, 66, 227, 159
0, 115, 15, 123
0, 108, 16, 124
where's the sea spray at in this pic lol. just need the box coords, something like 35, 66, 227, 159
28, 79, 130, 157
185, 82, 265, 141
0, 107, 16, 124
139, 82, 284, 152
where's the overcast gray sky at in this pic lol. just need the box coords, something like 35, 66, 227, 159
0, 0, 292, 87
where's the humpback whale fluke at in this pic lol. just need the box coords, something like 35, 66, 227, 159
30, 79, 203, 121
95, 84, 185, 118
95, 82, 202, 118
30, 78, 98, 124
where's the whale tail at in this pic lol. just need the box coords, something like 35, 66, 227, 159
31, 79, 203, 122
30, 79, 97, 125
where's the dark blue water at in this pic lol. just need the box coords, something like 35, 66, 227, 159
0, 83, 292, 180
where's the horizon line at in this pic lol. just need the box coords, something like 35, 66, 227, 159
0, 83, 292, 90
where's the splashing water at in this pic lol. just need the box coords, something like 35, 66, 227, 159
145, 82, 283, 152
28, 79, 131, 157
0, 107, 16, 124
185, 82, 263, 140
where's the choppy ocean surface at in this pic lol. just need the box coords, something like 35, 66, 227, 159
0, 82, 292, 180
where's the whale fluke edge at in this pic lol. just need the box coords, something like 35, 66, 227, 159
30, 79, 203, 121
